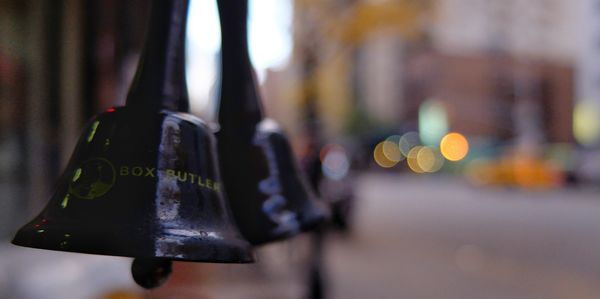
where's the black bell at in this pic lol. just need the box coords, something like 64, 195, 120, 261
12, 107, 253, 261
216, 0, 329, 245
12, 0, 253, 288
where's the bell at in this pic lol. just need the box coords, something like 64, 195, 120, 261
216, 0, 329, 245
12, 0, 253, 288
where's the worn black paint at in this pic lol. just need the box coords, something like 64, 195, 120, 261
216, 0, 329, 245
13, 0, 253, 268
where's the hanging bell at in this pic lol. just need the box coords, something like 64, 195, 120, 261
215, 0, 329, 245
12, 0, 253, 288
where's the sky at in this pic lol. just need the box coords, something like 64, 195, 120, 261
186, 0, 293, 114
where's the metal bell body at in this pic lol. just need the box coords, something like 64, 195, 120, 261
216, 0, 329, 245
12, 107, 253, 263
218, 118, 329, 245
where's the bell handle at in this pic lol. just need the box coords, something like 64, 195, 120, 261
126, 0, 190, 113
216, 0, 264, 128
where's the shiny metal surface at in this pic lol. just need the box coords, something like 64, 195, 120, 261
216, 0, 329, 245
12, 108, 253, 263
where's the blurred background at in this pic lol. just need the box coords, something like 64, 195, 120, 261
3, 0, 600, 298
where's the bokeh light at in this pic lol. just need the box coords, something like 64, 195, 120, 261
407, 146, 424, 173
382, 135, 404, 162
419, 99, 449, 147
374, 141, 398, 168
440, 133, 469, 161
320, 143, 341, 161
417, 146, 444, 173
573, 101, 600, 147
321, 144, 350, 180
399, 132, 421, 156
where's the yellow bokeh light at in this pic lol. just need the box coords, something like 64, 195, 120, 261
440, 132, 469, 161
407, 146, 424, 173
382, 136, 403, 162
417, 146, 444, 173
573, 101, 600, 146
374, 141, 398, 168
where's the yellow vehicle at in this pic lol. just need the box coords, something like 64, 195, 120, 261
466, 154, 565, 189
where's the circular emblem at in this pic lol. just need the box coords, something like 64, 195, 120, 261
68, 158, 116, 199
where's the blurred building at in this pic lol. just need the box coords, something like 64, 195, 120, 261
404, 51, 573, 143
433, 0, 580, 61
285, 0, 581, 148
577, 0, 600, 103
575, 0, 600, 148
429, 0, 579, 144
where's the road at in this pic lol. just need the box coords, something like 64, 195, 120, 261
5, 172, 600, 299
324, 173, 600, 299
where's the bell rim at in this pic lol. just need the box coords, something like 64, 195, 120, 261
245, 205, 329, 246
11, 225, 255, 264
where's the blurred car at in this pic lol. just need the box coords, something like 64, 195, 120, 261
465, 154, 565, 189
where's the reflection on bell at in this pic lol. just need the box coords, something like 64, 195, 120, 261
12, 0, 253, 288
216, 0, 329, 245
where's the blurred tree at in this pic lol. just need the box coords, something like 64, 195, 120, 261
292, 0, 432, 138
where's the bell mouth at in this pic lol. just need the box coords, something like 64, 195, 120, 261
12, 221, 254, 263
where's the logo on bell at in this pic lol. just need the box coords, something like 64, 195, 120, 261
69, 158, 116, 199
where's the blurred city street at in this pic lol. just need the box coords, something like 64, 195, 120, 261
5, 0, 600, 297
165, 172, 600, 299
4, 172, 600, 299
322, 173, 600, 299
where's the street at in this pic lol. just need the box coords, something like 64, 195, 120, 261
5, 172, 600, 299
324, 173, 600, 299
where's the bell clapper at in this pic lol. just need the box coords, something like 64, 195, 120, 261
131, 258, 173, 289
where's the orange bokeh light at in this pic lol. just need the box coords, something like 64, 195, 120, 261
440, 133, 469, 161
